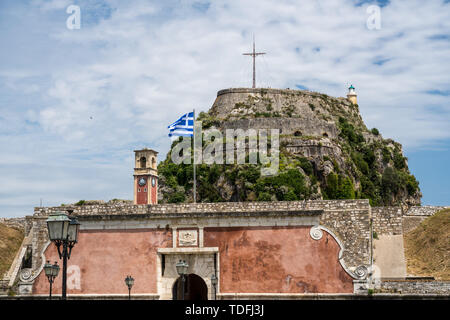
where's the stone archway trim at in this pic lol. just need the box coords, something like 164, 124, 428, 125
310, 225, 365, 280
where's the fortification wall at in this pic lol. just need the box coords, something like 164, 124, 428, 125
402, 206, 450, 234
221, 117, 338, 139
371, 207, 403, 236
8, 201, 450, 296
378, 280, 450, 295
405, 206, 450, 216
0, 218, 26, 231
28, 200, 371, 284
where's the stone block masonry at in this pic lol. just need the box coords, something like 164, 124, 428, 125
378, 280, 450, 295
402, 206, 450, 234
0, 218, 26, 231
405, 206, 450, 216
372, 207, 403, 236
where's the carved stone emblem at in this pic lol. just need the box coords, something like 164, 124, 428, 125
178, 230, 198, 246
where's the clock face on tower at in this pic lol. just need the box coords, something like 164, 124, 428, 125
151, 177, 156, 187
138, 177, 146, 187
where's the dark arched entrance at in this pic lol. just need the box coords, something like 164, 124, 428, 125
172, 274, 208, 300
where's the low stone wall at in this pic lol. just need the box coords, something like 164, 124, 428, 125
402, 216, 426, 234
371, 207, 403, 236
402, 205, 449, 233
405, 206, 450, 216
378, 280, 450, 295
0, 218, 26, 231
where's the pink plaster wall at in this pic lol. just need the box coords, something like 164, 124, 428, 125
32, 225, 353, 295
33, 228, 172, 295
203, 226, 354, 293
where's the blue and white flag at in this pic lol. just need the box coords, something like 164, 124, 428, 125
168, 111, 194, 137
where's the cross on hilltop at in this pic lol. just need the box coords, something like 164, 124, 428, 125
242, 36, 266, 88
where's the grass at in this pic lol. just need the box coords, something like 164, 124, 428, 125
0, 223, 24, 277
404, 209, 450, 280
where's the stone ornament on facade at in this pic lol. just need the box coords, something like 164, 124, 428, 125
179, 230, 198, 246
19, 268, 33, 282
353, 265, 369, 279
308, 225, 361, 281
309, 226, 323, 240
19, 241, 51, 287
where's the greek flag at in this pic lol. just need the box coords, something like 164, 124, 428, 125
167, 111, 194, 137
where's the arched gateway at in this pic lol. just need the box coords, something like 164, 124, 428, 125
172, 274, 208, 300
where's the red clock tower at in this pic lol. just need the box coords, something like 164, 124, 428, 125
133, 148, 158, 205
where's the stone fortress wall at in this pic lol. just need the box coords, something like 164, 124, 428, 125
1, 201, 449, 297
371, 207, 403, 236
31, 200, 372, 274
402, 205, 450, 233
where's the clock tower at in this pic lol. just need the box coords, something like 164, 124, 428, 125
134, 148, 158, 205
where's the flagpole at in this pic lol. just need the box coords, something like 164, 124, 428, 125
193, 108, 196, 203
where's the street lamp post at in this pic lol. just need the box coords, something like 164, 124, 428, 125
210, 274, 217, 300
124, 275, 134, 300
43, 261, 59, 299
46, 210, 80, 300
176, 260, 189, 300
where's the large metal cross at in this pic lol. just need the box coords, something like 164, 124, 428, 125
242, 36, 266, 88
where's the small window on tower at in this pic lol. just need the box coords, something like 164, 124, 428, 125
138, 188, 141, 192
144, 188, 147, 192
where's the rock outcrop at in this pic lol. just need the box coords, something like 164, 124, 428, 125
158, 88, 421, 209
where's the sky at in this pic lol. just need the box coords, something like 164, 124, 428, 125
0, 0, 449, 217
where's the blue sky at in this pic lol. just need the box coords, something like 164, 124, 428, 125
0, 0, 449, 217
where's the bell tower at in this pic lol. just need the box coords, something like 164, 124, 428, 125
134, 148, 158, 205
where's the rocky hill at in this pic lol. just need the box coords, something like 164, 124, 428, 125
158, 88, 421, 209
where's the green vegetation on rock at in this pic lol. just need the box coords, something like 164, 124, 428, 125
158, 88, 420, 207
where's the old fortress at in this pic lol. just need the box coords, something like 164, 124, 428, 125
1, 87, 449, 299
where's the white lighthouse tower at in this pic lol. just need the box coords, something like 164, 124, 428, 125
347, 84, 357, 104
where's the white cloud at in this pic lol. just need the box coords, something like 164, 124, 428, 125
0, 0, 449, 216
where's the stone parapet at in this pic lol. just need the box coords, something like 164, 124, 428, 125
33, 200, 369, 217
